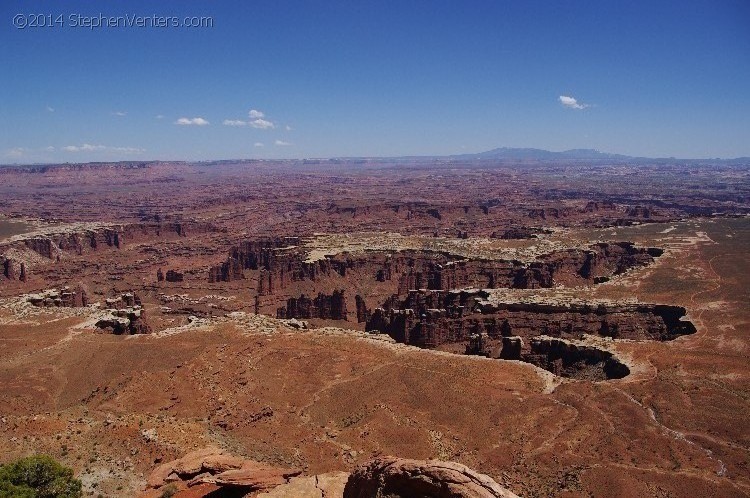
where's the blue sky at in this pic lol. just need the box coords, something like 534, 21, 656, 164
1, 0, 749, 163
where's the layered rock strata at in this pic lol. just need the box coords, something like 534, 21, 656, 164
365, 289, 694, 380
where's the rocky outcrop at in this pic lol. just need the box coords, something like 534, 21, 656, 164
95, 292, 151, 334
499, 336, 523, 360
325, 202, 490, 223
355, 294, 369, 323
141, 447, 302, 498
107, 292, 142, 308
208, 237, 299, 283
528, 207, 576, 219
8, 222, 215, 263
142, 453, 518, 498
366, 289, 693, 378
208, 257, 245, 283
24, 237, 58, 259
626, 205, 654, 218
95, 308, 151, 335
535, 242, 661, 286
277, 290, 348, 320
165, 270, 184, 282
211, 239, 661, 316
257, 471, 349, 498
2, 258, 15, 279
522, 336, 630, 380
343, 456, 519, 498
367, 289, 695, 349
204, 238, 666, 348
2, 257, 26, 281
583, 201, 616, 212
27, 285, 88, 307
490, 227, 551, 239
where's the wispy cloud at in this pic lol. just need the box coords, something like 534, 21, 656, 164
155, 114, 165, 120
559, 95, 589, 110
250, 118, 275, 129
63, 144, 105, 152
46, 106, 55, 113
254, 142, 264, 147
249, 109, 265, 119
175, 117, 209, 126
62, 143, 145, 153
285, 125, 293, 131
112, 111, 127, 116
223, 119, 247, 126
274, 140, 291, 146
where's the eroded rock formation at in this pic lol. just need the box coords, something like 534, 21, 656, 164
209, 238, 662, 323
277, 290, 348, 320
367, 289, 695, 346
2, 257, 26, 281
343, 456, 520, 498
165, 270, 184, 282
490, 226, 552, 239
7, 222, 215, 262
27, 285, 88, 307
365, 289, 694, 379
95, 292, 151, 335
141, 447, 302, 498
522, 336, 630, 380
141, 451, 517, 498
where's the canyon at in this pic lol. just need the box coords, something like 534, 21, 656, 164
0, 160, 747, 497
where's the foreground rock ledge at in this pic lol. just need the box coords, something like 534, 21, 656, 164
343, 456, 520, 498
141, 447, 301, 497
142, 449, 518, 497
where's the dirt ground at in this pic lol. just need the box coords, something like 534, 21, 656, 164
1, 217, 748, 497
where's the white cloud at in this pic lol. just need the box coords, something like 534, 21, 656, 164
62, 143, 144, 153
223, 119, 247, 126
46, 106, 55, 113
285, 125, 293, 131
155, 114, 165, 119
250, 118, 275, 129
63, 144, 105, 152
249, 109, 265, 119
175, 117, 209, 126
559, 95, 589, 110
112, 111, 127, 116
274, 140, 291, 146
44, 146, 55, 152
254, 142, 264, 147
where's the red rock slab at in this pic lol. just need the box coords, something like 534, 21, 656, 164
343, 456, 519, 498
196, 462, 303, 491
175, 483, 222, 498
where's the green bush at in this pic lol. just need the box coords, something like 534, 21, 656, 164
0, 455, 82, 498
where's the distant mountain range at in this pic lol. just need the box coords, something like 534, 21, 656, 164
451, 147, 628, 160
3, 147, 749, 168
324, 147, 748, 165
448, 147, 748, 163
